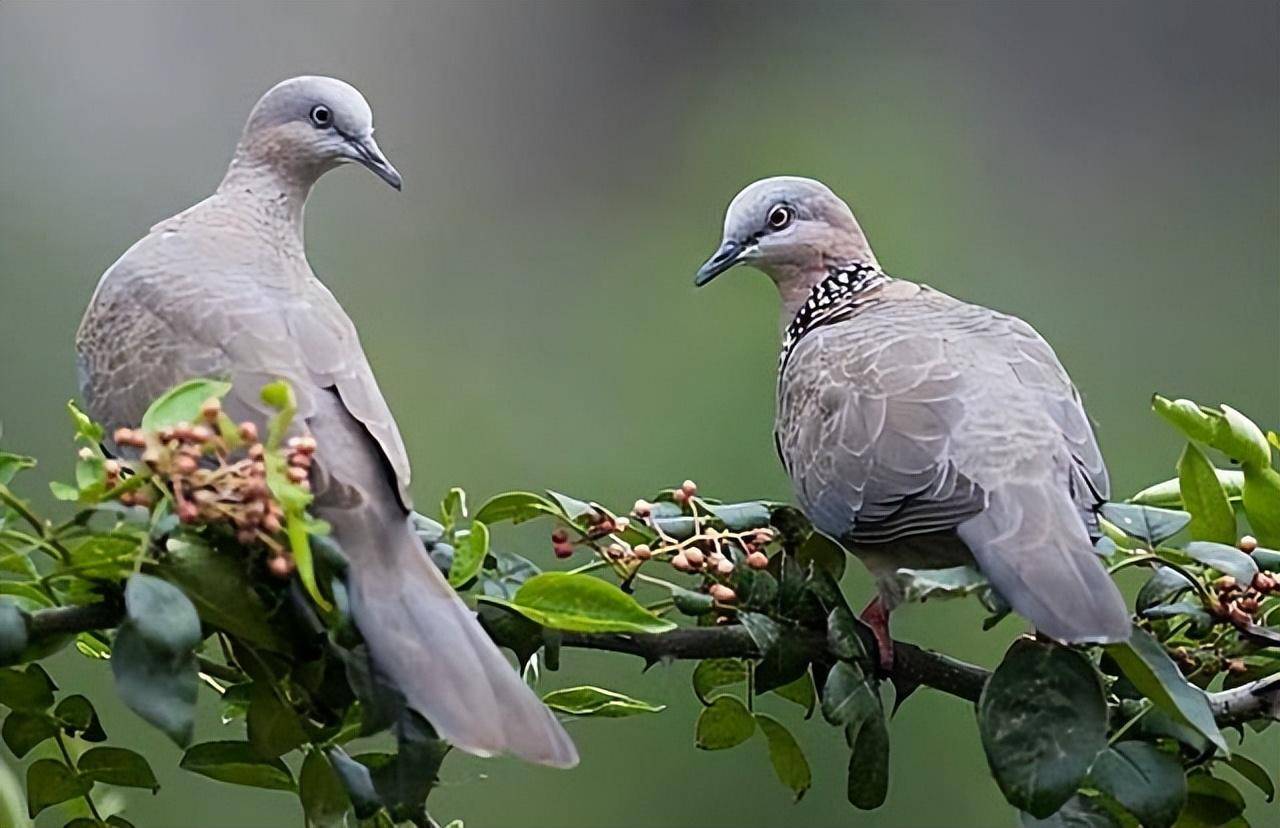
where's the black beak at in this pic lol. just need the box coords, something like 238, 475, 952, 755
345, 133, 403, 191
694, 239, 747, 286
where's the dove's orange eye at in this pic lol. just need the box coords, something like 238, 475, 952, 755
767, 205, 794, 230
309, 105, 333, 128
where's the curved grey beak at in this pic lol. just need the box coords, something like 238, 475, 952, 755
347, 134, 402, 191
694, 239, 748, 286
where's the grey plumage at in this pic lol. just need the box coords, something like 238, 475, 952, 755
76, 76, 577, 766
697, 177, 1129, 644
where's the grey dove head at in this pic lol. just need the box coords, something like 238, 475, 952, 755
231, 76, 401, 190
695, 176, 876, 287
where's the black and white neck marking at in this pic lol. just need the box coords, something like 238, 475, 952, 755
779, 261, 889, 371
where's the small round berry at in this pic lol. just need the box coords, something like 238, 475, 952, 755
746, 551, 769, 570
716, 558, 735, 576
673, 490, 688, 504
1226, 659, 1248, 675
1253, 572, 1276, 593
176, 501, 199, 523
671, 553, 691, 572
684, 548, 705, 568
174, 455, 198, 476
1228, 604, 1251, 626
200, 397, 222, 422
247, 444, 265, 460
551, 528, 569, 544
709, 584, 736, 603
78, 447, 94, 461
190, 425, 214, 444
632, 499, 652, 517
633, 544, 652, 560
103, 459, 121, 477
236, 528, 257, 545
607, 544, 626, 560
1239, 535, 1258, 553
268, 555, 294, 579
113, 427, 133, 446
287, 466, 309, 484
262, 513, 282, 535
1214, 575, 1238, 593
553, 542, 574, 559
238, 422, 259, 443
1238, 596, 1260, 614
614, 516, 630, 532
118, 491, 136, 507
681, 479, 698, 497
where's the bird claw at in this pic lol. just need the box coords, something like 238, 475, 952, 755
860, 596, 895, 673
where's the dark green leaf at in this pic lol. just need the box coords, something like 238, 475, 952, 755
695, 695, 755, 750
484, 572, 675, 634
78, 746, 159, 792
300, 749, 350, 828
795, 531, 845, 579
541, 686, 665, 717
1106, 628, 1227, 754
0, 604, 29, 666
1130, 470, 1244, 509
472, 491, 559, 525
737, 611, 781, 655
772, 669, 816, 717
754, 713, 811, 801
1222, 753, 1274, 802
179, 741, 296, 791
1, 712, 56, 758
732, 566, 778, 611
1253, 546, 1280, 572
328, 747, 381, 819
1182, 542, 1258, 583
845, 697, 889, 810
365, 713, 449, 823
1137, 568, 1194, 613
141, 379, 232, 432
1176, 774, 1245, 827
670, 585, 714, 616
247, 682, 308, 759
1019, 794, 1123, 827
1178, 444, 1238, 544
0, 665, 55, 712
25, 758, 90, 817
123, 574, 202, 655
1100, 503, 1191, 546
160, 538, 287, 652
1088, 741, 1185, 828
692, 659, 747, 705
753, 636, 810, 694
447, 521, 488, 588
979, 639, 1108, 818
545, 490, 596, 522
54, 695, 106, 742
475, 601, 544, 668
827, 607, 871, 666
821, 661, 879, 727
704, 502, 772, 531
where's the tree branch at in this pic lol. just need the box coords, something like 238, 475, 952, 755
19, 602, 1279, 728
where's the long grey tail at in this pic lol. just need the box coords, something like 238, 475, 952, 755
957, 481, 1130, 644
343, 513, 578, 767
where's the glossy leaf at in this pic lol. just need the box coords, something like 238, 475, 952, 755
179, 741, 296, 791
1100, 503, 1191, 546
447, 521, 488, 588
1106, 628, 1227, 754
755, 713, 811, 801
978, 639, 1108, 818
845, 696, 889, 810
1152, 396, 1269, 469
772, 669, 816, 717
1130, 470, 1244, 508
1088, 741, 1185, 828
541, 686, 665, 717
485, 572, 675, 634
704, 501, 772, 531
247, 682, 308, 759
300, 750, 350, 828
1, 712, 56, 758
473, 491, 558, 525
1223, 753, 1275, 802
821, 661, 879, 728
78, 746, 160, 792
1241, 464, 1280, 547
795, 531, 846, 580
1137, 567, 1194, 613
54, 695, 106, 742
882, 565, 988, 605
160, 538, 286, 652
1182, 542, 1258, 583
141, 379, 232, 432
1178, 443, 1237, 544
25, 758, 90, 818
692, 659, 747, 705
1019, 794, 1122, 827
0, 666, 55, 712
695, 695, 755, 750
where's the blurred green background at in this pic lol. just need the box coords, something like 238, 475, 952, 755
1, 2, 1276, 826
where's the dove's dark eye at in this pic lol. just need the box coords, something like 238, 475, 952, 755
767, 204, 794, 230
309, 105, 333, 129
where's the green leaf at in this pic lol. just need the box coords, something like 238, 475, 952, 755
1176, 775, 1245, 827
483, 572, 676, 634
1131, 470, 1245, 508
0, 604, 29, 666
111, 575, 201, 746
48, 481, 79, 502
670, 585, 714, 616
1182, 542, 1258, 583
160, 538, 287, 652
440, 487, 467, 531
754, 713, 811, 801
1019, 794, 1123, 827
25, 758, 90, 818
0, 452, 36, 486
882, 565, 989, 604
1088, 741, 1185, 828
0, 666, 55, 712
472, 491, 558, 525
66, 400, 105, 444
545, 490, 596, 522
692, 659, 747, 705
1100, 503, 1191, 546
1152, 396, 1269, 469
1222, 753, 1274, 802
54, 695, 106, 742
1178, 443, 1237, 544
795, 531, 846, 579
1253, 546, 1280, 572
732, 566, 778, 611
300, 750, 350, 828
475, 602, 545, 668
179, 741, 296, 791
1106, 628, 1227, 754
78, 746, 159, 792
448, 521, 488, 588
978, 639, 1109, 818
704, 502, 772, 531
247, 682, 308, 759
541, 686, 665, 717
737, 611, 781, 654
695, 695, 755, 750
141, 379, 232, 432
827, 607, 870, 665
821, 661, 879, 727
1241, 464, 1280, 547
844, 696, 889, 810
772, 669, 816, 717
1, 712, 56, 758
1137, 567, 1194, 613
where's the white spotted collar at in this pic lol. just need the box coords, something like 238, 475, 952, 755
779, 262, 889, 372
